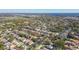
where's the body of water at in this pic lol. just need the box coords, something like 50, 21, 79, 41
0, 13, 79, 16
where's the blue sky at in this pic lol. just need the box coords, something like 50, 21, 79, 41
0, 9, 79, 13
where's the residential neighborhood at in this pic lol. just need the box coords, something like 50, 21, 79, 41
0, 14, 79, 50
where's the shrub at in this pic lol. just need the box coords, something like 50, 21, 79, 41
54, 40, 65, 49
0, 42, 4, 50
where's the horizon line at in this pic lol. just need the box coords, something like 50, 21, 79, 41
0, 9, 79, 13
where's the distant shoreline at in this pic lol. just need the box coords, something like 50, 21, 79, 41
0, 13, 79, 16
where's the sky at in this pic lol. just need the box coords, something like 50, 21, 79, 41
0, 9, 79, 13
